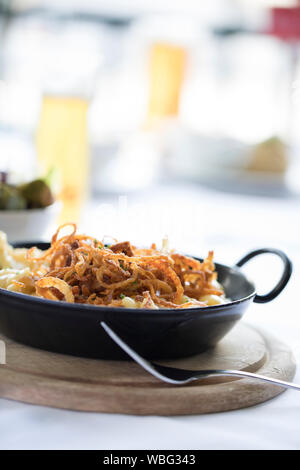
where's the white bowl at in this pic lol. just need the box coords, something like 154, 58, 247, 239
0, 201, 61, 243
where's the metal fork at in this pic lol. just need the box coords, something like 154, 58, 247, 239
101, 322, 300, 391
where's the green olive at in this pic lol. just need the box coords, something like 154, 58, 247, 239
0, 183, 27, 210
19, 179, 54, 209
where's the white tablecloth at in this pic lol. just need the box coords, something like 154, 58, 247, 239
1, 184, 299, 450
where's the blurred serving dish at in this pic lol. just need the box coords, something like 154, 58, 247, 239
0, 172, 60, 242
0, 201, 61, 243
165, 129, 292, 197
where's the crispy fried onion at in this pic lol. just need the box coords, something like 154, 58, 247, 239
36, 277, 74, 303
29, 224, 224, 309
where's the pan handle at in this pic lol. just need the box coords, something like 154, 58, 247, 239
235, 248, 292, 303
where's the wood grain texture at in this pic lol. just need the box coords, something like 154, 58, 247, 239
0, 323, 296, 415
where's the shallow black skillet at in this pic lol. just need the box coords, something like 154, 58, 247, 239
0, 243, 292, 360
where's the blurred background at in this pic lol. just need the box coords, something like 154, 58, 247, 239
0, 0, 299, 263
1, 0, 300, 390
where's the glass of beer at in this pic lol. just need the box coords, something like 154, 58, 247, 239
35, 22, 100, 225
147, 42, 187, 122
36, 93, 89, 224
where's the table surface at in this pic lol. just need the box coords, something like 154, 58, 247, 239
1, 183, 299, 450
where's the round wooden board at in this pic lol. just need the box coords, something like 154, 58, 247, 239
0, 323, 296, 415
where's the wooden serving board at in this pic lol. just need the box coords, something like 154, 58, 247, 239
0, 323, 296, 415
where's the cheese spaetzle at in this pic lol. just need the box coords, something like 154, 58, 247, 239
0, 225, 229, 308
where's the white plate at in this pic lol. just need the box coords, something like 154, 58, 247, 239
0, 201, 61, 243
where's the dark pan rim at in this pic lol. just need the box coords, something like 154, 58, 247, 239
0, 260, 256, 318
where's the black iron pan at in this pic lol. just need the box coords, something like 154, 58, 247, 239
0, 244, 292, 360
